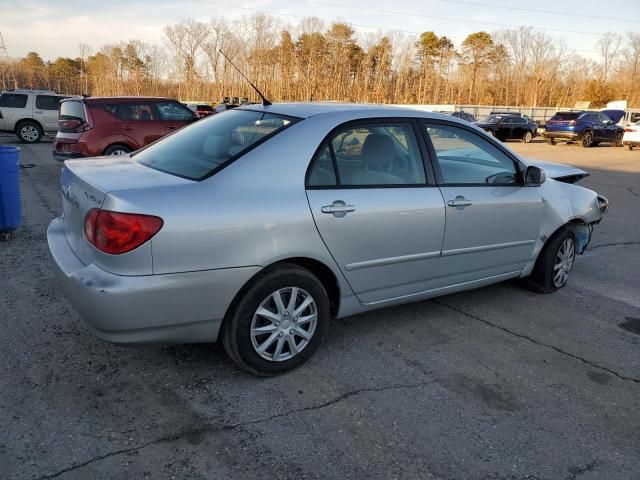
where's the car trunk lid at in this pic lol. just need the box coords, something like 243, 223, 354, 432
60, 156, 192, 265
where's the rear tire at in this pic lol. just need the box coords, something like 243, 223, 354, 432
525, 226, 576, 294
580, 131, 593, 148
16, 121, 42, 143
103, 144, 132, 156
522, 131, 533, 143
546, 138, 557, 145
625, 144, 633, 151
221, 264, 330, 376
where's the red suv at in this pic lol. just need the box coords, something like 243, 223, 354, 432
53, 97, 196, 160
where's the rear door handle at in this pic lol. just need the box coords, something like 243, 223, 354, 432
447, 196, 472, 209
321, 201, 355, 218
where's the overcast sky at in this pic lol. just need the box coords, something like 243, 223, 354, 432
1, 0, 639, 61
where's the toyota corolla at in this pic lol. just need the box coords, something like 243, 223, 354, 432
48, 103, 609, 375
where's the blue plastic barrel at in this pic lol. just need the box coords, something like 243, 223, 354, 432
0, 145, 21, 234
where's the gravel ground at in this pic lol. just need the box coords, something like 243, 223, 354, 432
1, 136, 639, 480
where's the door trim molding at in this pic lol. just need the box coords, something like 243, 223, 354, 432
344, 250, 441, 271
442, 239, 535, 257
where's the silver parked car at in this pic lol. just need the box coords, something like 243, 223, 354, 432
48, 103, 609, 375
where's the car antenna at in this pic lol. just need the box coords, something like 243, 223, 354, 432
218, 50, 271, 106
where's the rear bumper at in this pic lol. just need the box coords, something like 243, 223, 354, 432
47, 217, 260, 344
52, 150, 86, 162
543, 131, 579, 140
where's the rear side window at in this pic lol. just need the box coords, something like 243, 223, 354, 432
36, 95, 63, 110
154, 101, 194, 121
0, 93, 28, 108
197, 105, 214, 111
59, 100, 86, 121
116, 103, 155, 121
135, 109, 298, 180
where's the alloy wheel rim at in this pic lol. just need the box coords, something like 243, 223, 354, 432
110, 149, 127, 155
21, 126, 38, 141
583, 134, 591, 146
524, 132, 531, 142
250, 287, 317, 362
553, 238, 575, 288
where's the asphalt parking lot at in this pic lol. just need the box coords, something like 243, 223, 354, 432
1, 135, 639, 480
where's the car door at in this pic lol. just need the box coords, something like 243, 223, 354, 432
153, 101, 196, 135
420, 121, 543, 285
598, 113, 617, 141
511, 117, 527, 138
115, 102, 165, 147
35, 95, 65, 132
306, 120, 446, 304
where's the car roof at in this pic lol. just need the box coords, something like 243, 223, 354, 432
72, 96, 175, 104
236, 102, 459, 121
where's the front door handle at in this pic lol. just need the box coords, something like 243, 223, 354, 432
321, 200, 355, 218
447, 196, 472, 209
166, 125, 178, 130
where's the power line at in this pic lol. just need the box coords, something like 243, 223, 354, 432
295, 0, 612, 36
190, 0, 600, 55
436, 0, 640, 24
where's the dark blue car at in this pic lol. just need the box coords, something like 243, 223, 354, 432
544, 110, 624, 147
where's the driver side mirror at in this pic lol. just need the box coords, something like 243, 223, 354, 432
524, 166, 546, 185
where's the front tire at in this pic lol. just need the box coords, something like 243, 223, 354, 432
614, 132, 624, 147
221, 264, 330, 375
525, 226, 576, 293
625, 144, 634, 151
16, 121, 42, 143
546, 138, 557, 145
522, 131, 533, 143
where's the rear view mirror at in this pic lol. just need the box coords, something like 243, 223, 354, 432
525, 166, 546, 185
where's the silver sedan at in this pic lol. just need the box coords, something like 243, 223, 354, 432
47, 103, 609, 375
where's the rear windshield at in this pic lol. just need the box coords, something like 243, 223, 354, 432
550, 112, 580, 120
197, 105, 214, 111
59, 100, 86, 121
135, 109, 298, 180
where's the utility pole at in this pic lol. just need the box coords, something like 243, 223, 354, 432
0, 31, 19, 90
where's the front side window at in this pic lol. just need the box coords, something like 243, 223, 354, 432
423, 123, 519, 185
0, 93, 28, 108
135, 110, 297, 180
155, 101, 195, 121
308, 122, 426, 187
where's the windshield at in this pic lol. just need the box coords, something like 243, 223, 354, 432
479, 115, 504, 124
135, 109, 298, 180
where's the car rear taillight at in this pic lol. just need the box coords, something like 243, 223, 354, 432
625, 128, 636, 132
84, 208, 163, 254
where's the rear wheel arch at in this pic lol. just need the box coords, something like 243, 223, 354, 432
102, 143, 133, 155
223, 257, 341, 326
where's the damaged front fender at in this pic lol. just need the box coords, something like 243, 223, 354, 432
521, 179, 608, 277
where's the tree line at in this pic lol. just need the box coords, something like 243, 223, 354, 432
1, 14, 639, 108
